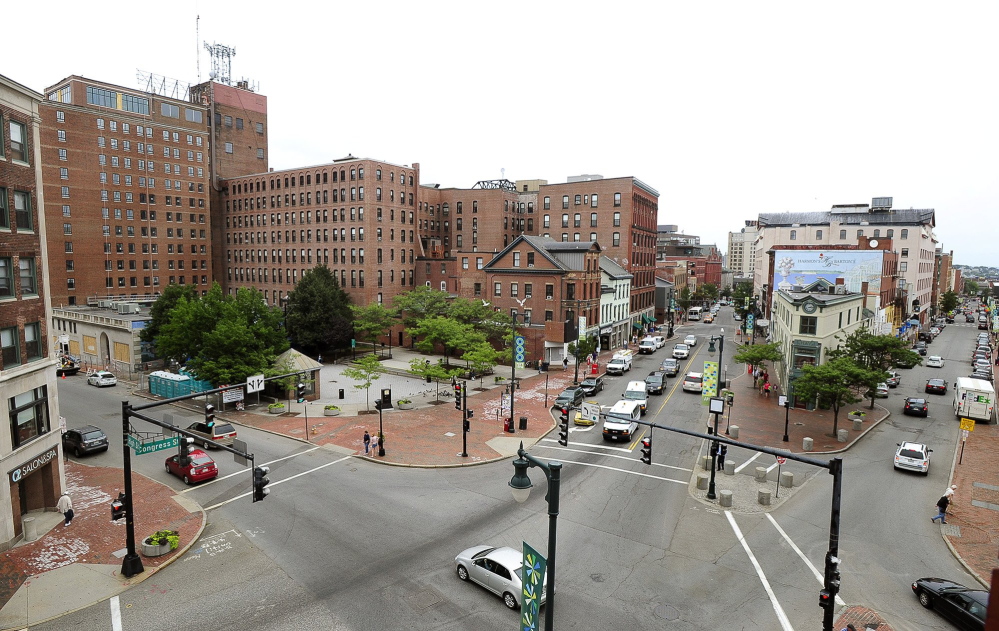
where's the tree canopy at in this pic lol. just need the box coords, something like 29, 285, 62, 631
351, 302, 398, 351
392, 286, 452, 329
341, 354, 385, 411
963, 280, 979, 296
791, 357, 874, 436
732, 342, 784, 368
407, 316, 486, 361
939, 290, 959, 314
140, 284, 199, 347
284, 265, 352, 356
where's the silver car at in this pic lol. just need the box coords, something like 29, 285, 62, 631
87, 370, 117, 387
455, 545, 547, 610
684, 334, 697, 347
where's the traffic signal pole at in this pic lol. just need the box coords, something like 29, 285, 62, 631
120, 400, 143, 578
460, 382, 468, 458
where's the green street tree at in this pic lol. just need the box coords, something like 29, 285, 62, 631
284, 265, 353, 357
407, 316, 486, 363
351, 302, 398, 354
568, 335, 598, 365
731, 342, 785, 386
409, 357, 464, 400
154, 284, 288, 386
939, 290, 960, 314
449, 297, 512, 345
731, 281, 754, 319
826, 326, 923, 394
679, 286, 692, 315
341, 353, 386, 411
790, 357, 873, 436
700, 283, 719, 301
140, 284, 199, 349
461, 342, 501, 389
963, 280, 979, 296
392, 286, 452, 331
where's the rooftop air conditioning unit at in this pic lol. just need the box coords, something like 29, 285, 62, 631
117, 302, 140, 314
98, 300, 112, 309
835, 286, 847, 295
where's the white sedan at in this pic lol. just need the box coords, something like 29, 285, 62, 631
87, 370, 117, 387
925, 356, 944, 368
684, 334, 697, 347
455, 545, 547, 610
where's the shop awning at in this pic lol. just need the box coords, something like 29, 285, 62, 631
632, 322, 644, 330
642, 314, 654, 324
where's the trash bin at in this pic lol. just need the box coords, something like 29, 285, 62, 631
339, 388, 345, 400
540, 362, 550, 372
519, 416, 528, 430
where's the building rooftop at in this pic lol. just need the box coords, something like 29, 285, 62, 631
758, 208, 935, 227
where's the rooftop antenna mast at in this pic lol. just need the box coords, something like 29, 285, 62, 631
204, 41, 235, 85
196, 15, 201, 83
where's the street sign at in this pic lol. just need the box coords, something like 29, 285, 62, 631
233, 439, 249, 466
776, 456, 787, 465
959, 417, 976, 432
581, 402, 600, 424
246, 374, 265, 393
128, 435, 180, 455
514, 335, 526, 371
222, 386, 245, 403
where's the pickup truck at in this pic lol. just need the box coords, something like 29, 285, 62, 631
607, 355, 632, 375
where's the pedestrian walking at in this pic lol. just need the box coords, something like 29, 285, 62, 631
371, 433, 380, 456
839, 625, 858, 631
717, 444, 727, 470
763, 370, 769, 384
943, 484, 957, 499
563, 357, 569, 371
764, 382, 771, 398
931, 494, 949, 524
57, 492, 74, 527
363, 430, 371, 454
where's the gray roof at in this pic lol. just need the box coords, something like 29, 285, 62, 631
484, 235, 600, 272
600, 256, 633, 279
758, 208, 935, 227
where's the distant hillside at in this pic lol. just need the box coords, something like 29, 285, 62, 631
954, 264, 998, 279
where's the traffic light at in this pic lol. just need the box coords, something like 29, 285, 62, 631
818, 589, 833, 610
297, 381, 306, 403
111, 492, 126, 521
205, 403, 216, 428
463, 419, 470, 432
558, 407, 569, 446
455, 382, 463, 410
558, 407, 569, 424
252, 465, 271, 502
178, 436, 193, 465
640, 436, 652, 465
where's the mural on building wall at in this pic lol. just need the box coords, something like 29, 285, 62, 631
772, 250, 885, 296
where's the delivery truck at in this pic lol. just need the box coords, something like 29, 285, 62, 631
953, 377, 995, 423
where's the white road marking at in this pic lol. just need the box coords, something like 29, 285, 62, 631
202, 455, 352, 510
538, 437, 633, 453
765, 514, 845, 606
550, 457, 688, 484
535, 444, 692, 471
179, 446, 322, 493
110, 595, 122, 631
766, 462, 780, 473
734, 451, 762, 473
725, 511, 795, 631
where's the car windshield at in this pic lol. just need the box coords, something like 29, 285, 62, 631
215, 424, 236, 434
928, 379, 945, 386
909, 398, 926, 405
190, 455, 213, 466
675, 345, 688, 351
624, 391, 645, 400
82, 431, 104, 440
899, 448, 924, 459
582, 379, 596, 386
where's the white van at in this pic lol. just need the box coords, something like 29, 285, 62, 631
638, 338, 657, 354
603, 400, 641, 442
623, 380, 649, 415
607, 350, 634, 375
652, 335, 666, 349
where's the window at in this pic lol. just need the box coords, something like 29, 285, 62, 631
494, 282, 502, 296
899, 262, 907, 272
511, 283, 519, 297
462, 257, 468, 270
225, 142, 233, 154
590, 213, 598, 227
161, 103, 180, 118
900, 248, 908, 257
13, 191, 32, 231
545, 284, 554, 299
543, 196, 550, 210
543, 214, 550, 229
816, 229, 823, 239
561, 214, 569, 228
573, 213, 581, 227
562, 195, 569, 209
799, 316, 817, 335
789, 230, 797, 240
873, 229, 881, 238
614, 192, 622, 206
18, 258, 36, 294
9, 120, 27, 162
0, 189, 7, 228
527, 252, 535, 266
612, 232, 621, 247
24, 323, 40, 360
255, 122, 264, 133
886, 229, 894, 238
856, 229, 863, 237
613, 212, 621, 227
513, 252, 521, 267
9, 386, 50, 448
839, 229, 846, 239
0, 258, 11, 297
900, 229, 908, 239
1, 326, 19, 366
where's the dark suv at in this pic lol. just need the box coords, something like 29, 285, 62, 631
62, 425, 109, 457
645, 372, 667, 395
554, 387, 584, 409
580, 376, 604, 396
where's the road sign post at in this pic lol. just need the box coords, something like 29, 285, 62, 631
775, 455, 787, 498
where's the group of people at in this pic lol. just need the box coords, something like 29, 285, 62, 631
362, 429, 380, 455
931, 484, 958, 524
752, 366, 772, 398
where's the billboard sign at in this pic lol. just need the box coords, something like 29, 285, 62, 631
772, 250, 885, 299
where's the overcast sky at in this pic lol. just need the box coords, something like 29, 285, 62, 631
7, 1, 997, 267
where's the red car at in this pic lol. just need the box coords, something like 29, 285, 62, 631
165, 449, 219, 485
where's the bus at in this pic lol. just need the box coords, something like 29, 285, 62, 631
687, 307, 703, 321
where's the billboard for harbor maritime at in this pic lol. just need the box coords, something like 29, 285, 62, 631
772, 250, 885, 295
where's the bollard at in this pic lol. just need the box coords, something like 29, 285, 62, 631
754, 466, 768, 482
723, 460, 734, 475
729, 426, 739, 439
719, 490, 733, 507
696, 473, 709, 490
758, 489, 772, 506
837, 428, 849, 443
780, 470, 794, 488
852, 419, 863, 431
339, 388, 345, 400
802, 437, 814, 451
701, 455, 713, 471
22, 517, 37, 542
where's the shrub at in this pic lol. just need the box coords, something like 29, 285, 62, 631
324, 404, 340, 411
145, 529, 180, 550
398, 398, 412, 404
268, 402, 286, 410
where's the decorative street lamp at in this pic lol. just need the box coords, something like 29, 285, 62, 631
705, 396, 725, 500
510, 442, 561, 630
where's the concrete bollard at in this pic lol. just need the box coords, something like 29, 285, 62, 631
701, 455, 713, 471
719, 490, 733, 507
723, 459, 735, 475
696, 473, 709, 490
852, 419, 863, 431
837, 428, 849, 443
802, 437, 814, 451
754, 466, 768, 482
22, 517, 37, 542
758, 489, 772, 506
729, 426, 739, 439
780, 470, 794, 488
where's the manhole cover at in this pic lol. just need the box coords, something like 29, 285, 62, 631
410, 590, 443, 610
654, 604, 680, 621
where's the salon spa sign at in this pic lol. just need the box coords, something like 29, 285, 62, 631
8, 447, 58, 484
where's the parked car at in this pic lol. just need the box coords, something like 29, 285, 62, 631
672, 344, 690, 359
926, 356, 944, 368
703, 314, 715, 323
894, 441, 931, 474
885, 371, 902, 388
554, 387, 584, 409
165, 449, 218, 485
974, 359, 992, 372
659, 358, 680, 377
925, 378, 948, 395
913, 342, 928, 356
903, 397, 929, 417
681, 372, 703, 393
87, 370, 117, 387
683, 334, 697, 347
945, 315, 955, 323
966, 314, 976, 322
62, 425, 109, 457
579, 376, 604, 396
645, 371, 667, 395
911, 577, 988, 630
455, 545, 547, 610
872, 383, 889, 398
733, 313, 742, 321
184, 421, 238, 449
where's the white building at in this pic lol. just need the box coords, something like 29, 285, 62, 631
727, 221, 759, 278
599, 256, 633, 351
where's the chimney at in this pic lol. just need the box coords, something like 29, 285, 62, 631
835, 277, 845, 285
861, 281, 869, 311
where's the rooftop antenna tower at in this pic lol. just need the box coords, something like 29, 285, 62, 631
205, 41, 235, 85
196, 15, 201, 83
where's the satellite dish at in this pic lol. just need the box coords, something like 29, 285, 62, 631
869, 239, 879, 248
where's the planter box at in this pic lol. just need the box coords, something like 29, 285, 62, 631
847, 413, 866, 421
323, 409, 340, 416
141, 541, 172, 557
397, 402, 414, 410
268, 407, 285, 415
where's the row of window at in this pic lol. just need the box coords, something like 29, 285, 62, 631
91, 275, 208, 290
543, 212, 623, 229
219, 114, 263, 133
229, 167, 413, 194
227, 207, 416, 231
8, 385, 49, 450
227, 187, 414, 211
541, 193, 622, 210
0, 257, 38, 299
229, 266, 415, 290
788, 228, 910, 240
0, 188, 34, 232
1, 323, 42, 369
228, 247, 415, 266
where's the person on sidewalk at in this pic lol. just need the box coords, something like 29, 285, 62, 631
363, 429, 371, 454
931, 494, 949, 524
717, 444, 727, 470
371, 433, 380, 455
57, 492, 74, 527
764, 382, 771, 398
563, 357, 569, 371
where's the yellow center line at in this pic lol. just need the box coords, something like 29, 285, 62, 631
629, 343, 708, 450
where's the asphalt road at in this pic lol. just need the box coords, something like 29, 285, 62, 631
41, 308, 982, 630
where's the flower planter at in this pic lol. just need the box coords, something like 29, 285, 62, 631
268, 406, 285, 415
323, 408, 340, 416
847, 412, 866, 421
141, 540, 173, 557
397, 402, 414, 410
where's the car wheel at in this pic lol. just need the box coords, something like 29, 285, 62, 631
166, 464, 172, 473
183, 475, 191, 485
203, 440, 211, 449
74, 447, 83, 458
456, 565, 469, 581
503, 592, 518, 609
917, 591, 932, 608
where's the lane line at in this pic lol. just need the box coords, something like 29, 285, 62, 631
551, 457, 688, 484
537, 437, 633, 453
765, 514, 845, 606
533, 444, 692, 471
725, 511, 795, 631
734, 451, 762, 473
179, 446, 322, 493
110, 595, 122, 631
202, 455, 352, 510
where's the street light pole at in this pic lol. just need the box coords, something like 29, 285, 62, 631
667, 289, 675, 339
509, 442, 562, 631
572, 298, 582, 386
706, 332, 726, 501
782, 394, 791, 443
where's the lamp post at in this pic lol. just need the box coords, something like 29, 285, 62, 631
572, 298, 583, 386
509, 442, 561, 631
781, 392, 791, 443
667, 288, 675, 339
705, 396, 725, 500
707, 329, 726, 394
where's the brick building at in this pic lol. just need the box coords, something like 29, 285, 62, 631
0, 74, 64, 549
39, 76, 214, 306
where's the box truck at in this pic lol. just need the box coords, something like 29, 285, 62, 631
953, 377, 995, 423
